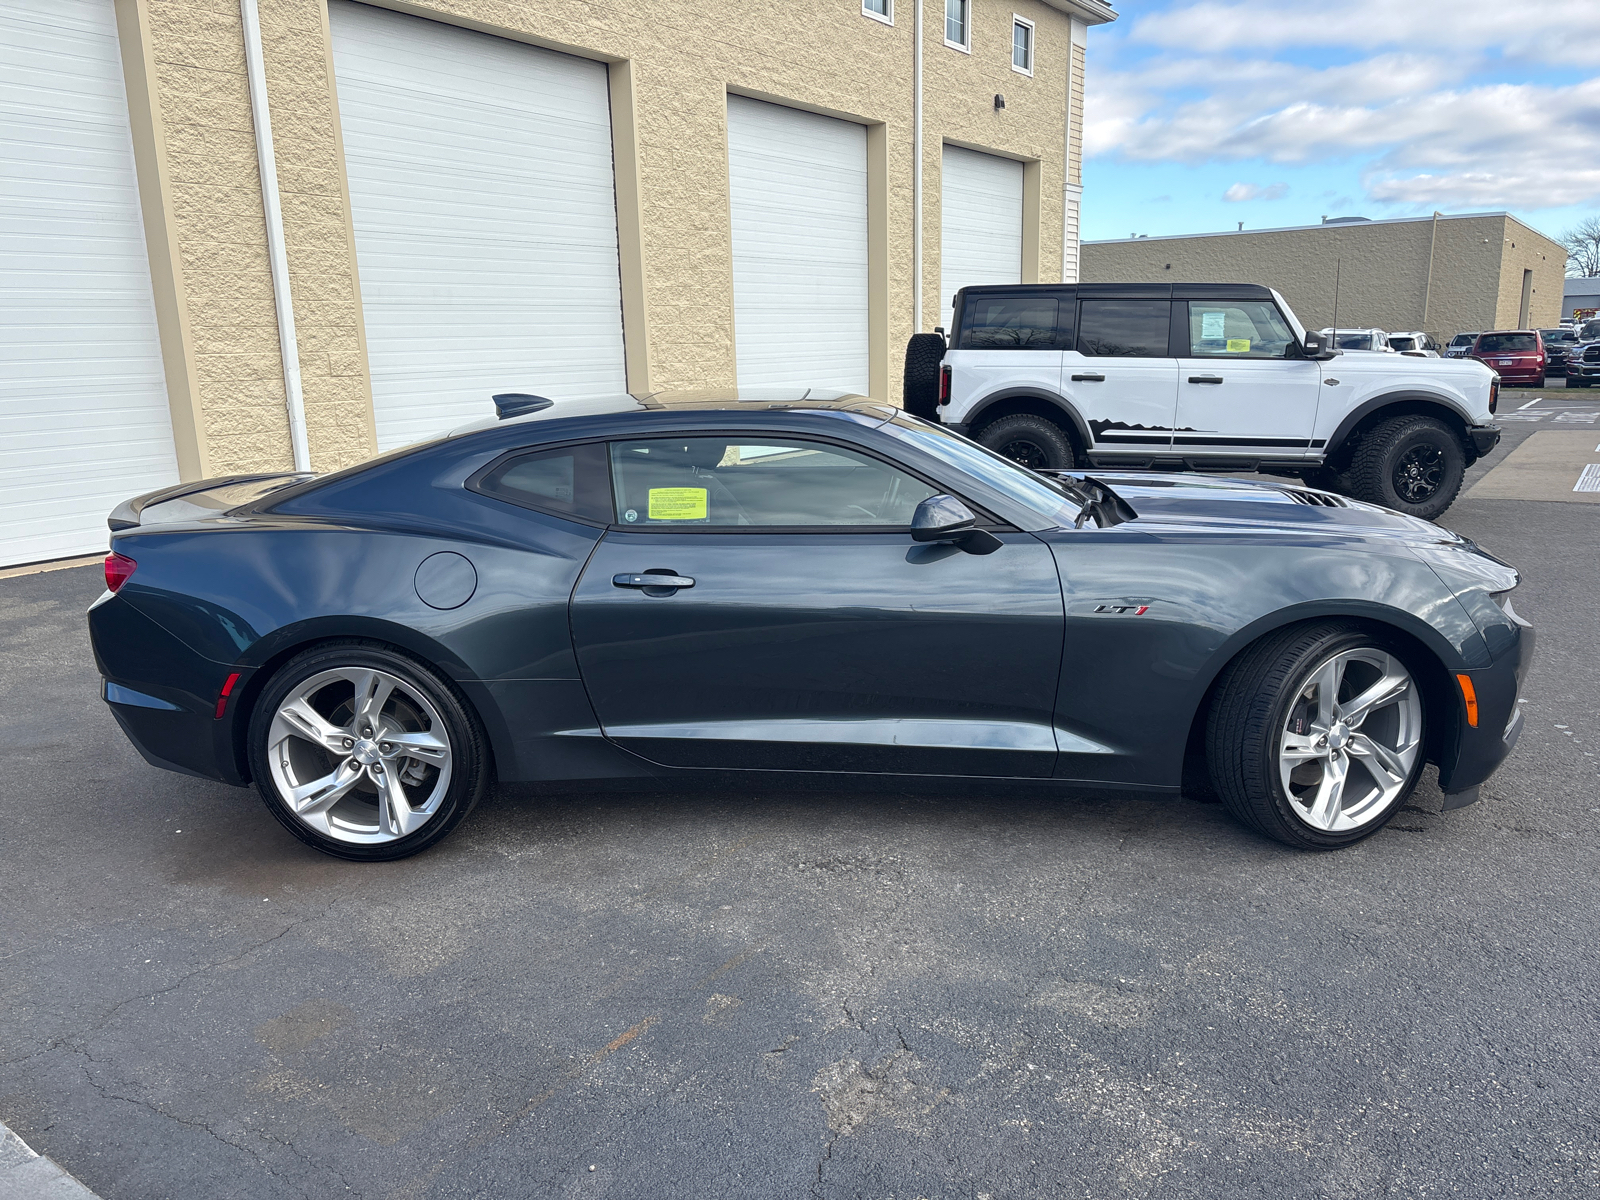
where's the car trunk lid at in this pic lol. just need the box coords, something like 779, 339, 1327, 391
108, 473, 313, 530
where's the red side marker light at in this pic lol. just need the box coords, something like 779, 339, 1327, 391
216, 672, 240, 720
1456, 674, 1479, 728
104, 552, 137, 593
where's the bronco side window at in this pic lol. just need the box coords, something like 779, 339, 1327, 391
958, 296, 1065, 350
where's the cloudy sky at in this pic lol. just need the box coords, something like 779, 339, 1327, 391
1079, 0, 1600, 248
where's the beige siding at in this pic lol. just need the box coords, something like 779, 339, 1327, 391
1082, 213, 1567, 343
127, 0, 1095, 473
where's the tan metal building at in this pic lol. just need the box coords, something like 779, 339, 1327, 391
0, 0, 1114, 567
1082, 211, 1565, 348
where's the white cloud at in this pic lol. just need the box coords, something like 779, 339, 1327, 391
1223, 182, 1288, 202
1129, 0, 1600, 67
1084, 9, 1600, 212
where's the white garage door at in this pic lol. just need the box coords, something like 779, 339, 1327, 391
940, 145, 1024, 330
727, 96, 868, 393
329, 2, 628, 451
0, 0, 179, 567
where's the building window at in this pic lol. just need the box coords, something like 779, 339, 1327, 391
945, 0, 969, 50
862, 0, 892, 24
1012, 16, 1034, 74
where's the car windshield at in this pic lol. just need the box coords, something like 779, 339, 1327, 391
1449, 334, 1476, 346
885, 418, 1084, 528
1478, 333, 1537, 353
1334, 333, 1375, 350
1581, 320, 1600, 340
1389, 336, 1417, 351
1540, 329, 1574, 342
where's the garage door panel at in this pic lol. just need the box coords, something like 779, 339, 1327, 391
330, 1, 627, 450
0, 0, 180, 567
940, 145, 1024, 330
727, 96, 868, 393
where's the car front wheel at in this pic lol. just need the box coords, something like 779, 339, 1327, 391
974, 413, 1078, 470
1207, 622, 1427, 849
247, 641, 489, 861
1345, 414, 1467, 520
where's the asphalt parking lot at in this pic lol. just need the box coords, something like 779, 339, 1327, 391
3, 392, 1598, 1200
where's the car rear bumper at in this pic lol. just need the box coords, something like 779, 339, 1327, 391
89, 594, 249, 786
1437, 620, 1535, 800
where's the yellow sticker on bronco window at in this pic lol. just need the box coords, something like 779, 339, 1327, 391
648, 487, 708, 520
1226, 338, 1251, 353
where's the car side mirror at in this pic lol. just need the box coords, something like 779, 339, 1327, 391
1303, 332, 1341, 361
911, 495, 1001, 554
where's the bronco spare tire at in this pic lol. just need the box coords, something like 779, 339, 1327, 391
903, 333, 946, 420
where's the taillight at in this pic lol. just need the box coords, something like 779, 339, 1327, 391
938, 365, 951, 405
1488, 381, 1498, 414
105, 553, 137, 593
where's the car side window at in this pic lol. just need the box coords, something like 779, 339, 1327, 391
958, 296, 1063, 349
471, 442, 613, 524
1076, 300, 1171, 357
608, 438, 939, 529
1186, 301, 1296, 359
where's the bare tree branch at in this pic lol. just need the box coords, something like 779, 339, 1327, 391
1561, 216, 1600, 278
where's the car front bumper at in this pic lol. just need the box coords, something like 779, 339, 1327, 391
1438, 618, 1536, 802
1468, 425, 1501, 456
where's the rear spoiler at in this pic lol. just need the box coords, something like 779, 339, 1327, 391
108, 473, 312, 531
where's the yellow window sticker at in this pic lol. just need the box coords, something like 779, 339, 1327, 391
648, 487, 708, 520
1226, 338, 1251, 353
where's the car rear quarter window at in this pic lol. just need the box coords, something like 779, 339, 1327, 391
1076, 300, 1171, 357
957, 296, 1064, 349
608, 438, 938, 528
471, 442, 613, 524
1477, 333, 1538, 353
1185, 301, 1295, 358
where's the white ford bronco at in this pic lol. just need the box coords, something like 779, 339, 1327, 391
903, 283, 1502, 519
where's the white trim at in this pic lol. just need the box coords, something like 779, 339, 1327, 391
862, 0, 894, 25
1010, 14, 1034, 76
240, 0, 310, 472
913, 0, 924, 332
943, 0, 970, 51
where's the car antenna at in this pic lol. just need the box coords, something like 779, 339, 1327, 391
1330, 257, 1341, 350
492, 393, 554, 420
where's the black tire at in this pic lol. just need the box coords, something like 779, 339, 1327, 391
974, 413, 1078, 470
247, 640, 489, 861
1344, 414, 1466, 520
902, 333, 946, 420
1206, 622, 1427, 850
1529, 375, 1545, 389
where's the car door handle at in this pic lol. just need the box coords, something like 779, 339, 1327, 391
613, 573, 695, 590
1187, 375, 1224, 384
1071, 373, 1106, 382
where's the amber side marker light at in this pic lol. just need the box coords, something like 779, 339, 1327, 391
215, 672, 241, 720
1456, 674, 1479, 728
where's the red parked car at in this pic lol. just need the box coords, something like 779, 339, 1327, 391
1470, 330, 1546, 387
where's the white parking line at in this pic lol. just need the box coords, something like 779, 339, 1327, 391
1518, 398, 1541, 409
1577, 465, 1600, 493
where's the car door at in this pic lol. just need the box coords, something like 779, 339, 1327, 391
1173, 298, 1322, 458
568, 433, 1065, 777
1065, 297, 1179, 457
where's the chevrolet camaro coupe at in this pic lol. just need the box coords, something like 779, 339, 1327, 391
89, 389, 1532, 860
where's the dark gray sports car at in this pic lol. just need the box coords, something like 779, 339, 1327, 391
89, 389, 1532, 860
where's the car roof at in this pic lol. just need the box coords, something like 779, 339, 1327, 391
952, 282, 1277, 301
447, 388, 897, 437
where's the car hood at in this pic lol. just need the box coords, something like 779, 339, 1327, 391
1068, 472, 1464, 546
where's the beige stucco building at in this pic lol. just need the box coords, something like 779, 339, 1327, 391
0, 0, 1114, 567
1082, 212, 1565, 346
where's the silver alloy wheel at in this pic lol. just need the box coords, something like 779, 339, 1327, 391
1277, 648, 1421, 833
266, 667, 453, 845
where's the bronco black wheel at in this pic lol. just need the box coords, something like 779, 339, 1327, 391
1345, 415, 1466, 520
974, 413, 1077, 471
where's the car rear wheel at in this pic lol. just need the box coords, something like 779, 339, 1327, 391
1206, 623, 1426, 849
1345, 414, 1466, 520
974, 413, 1077, 471
247, 641, 488, 861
